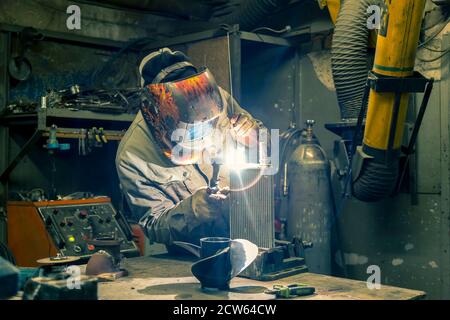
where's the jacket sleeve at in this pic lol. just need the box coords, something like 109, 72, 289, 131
117, 151, 226, 246
115, 115, 231, 247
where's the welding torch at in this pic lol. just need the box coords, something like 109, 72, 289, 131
207, 161, 221, 195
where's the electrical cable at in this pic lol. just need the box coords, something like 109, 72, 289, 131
423, 45, 448, 52
417, 48, 450, 62
417, 17, 450, 62
421, 13, 447, 31
250, 26, 292, 34
418, 17, 450, 48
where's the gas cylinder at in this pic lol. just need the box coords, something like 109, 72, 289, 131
286, 120, 334, 275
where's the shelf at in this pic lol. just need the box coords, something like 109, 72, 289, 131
1, 108, 136, 127
0, 108, 136, 184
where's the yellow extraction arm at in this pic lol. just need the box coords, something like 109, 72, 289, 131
351, 0, 427, 201
364, 0, 426, 153
329, 0, 429, 201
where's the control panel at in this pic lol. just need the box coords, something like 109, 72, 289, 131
38, 201, 139, 258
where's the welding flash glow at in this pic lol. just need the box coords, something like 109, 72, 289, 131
223, 145, 265, 192
225, 145, 248, 171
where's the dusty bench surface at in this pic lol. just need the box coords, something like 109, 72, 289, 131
98, 255, 426, 300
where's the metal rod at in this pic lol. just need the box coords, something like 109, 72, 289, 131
386, 92, 402, 164
42, 127, 126, 141
406, 80, 434, 154
395, 79, 434, 197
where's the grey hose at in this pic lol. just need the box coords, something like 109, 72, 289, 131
227, 0, 292, 31
331, 0, 380, 120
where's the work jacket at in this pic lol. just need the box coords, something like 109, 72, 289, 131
116, 88, 262, 247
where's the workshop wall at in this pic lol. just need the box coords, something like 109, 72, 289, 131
241, 42, 297, 131
298, 33, 450, 299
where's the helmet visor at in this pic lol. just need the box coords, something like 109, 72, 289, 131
140, 68, 224, 162
175, 116, 219, 149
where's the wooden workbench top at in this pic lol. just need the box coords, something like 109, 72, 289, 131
98, 255, 426, 300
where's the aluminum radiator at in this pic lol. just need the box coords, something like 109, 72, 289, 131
229, 169, 275, 249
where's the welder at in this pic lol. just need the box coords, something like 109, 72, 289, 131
116, 48, 265, 251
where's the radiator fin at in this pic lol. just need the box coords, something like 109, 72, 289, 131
229, 169, 274, 249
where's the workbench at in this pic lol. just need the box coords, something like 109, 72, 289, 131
98, 255, 426, 300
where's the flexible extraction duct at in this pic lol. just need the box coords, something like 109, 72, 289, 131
226, 0, 292, 31
331, 0, 380, 120
331, 0, 426, 202
354, 0, 426, 201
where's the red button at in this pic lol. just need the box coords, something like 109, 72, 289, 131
87, 245, 95, 251
79, 210, 88, 218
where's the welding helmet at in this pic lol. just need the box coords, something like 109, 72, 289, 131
141, 67, 224, 165
139, 48, 197, 87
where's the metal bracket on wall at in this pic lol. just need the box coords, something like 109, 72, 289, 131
363, 72, 434, 202
395, 80, 434, 201
365, 71, 433, 163
347, 71, 434, 204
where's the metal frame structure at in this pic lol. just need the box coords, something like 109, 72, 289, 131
0, 108, 134, 184
140, 24, 297, 103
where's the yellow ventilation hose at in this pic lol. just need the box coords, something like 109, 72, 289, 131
352, 0, 426, 201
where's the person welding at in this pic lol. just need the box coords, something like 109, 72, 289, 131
116, 48, 265, 251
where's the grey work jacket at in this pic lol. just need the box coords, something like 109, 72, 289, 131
116, 88, 260, 247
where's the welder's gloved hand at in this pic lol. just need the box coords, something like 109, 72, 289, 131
191, 187, 229, 223
230, 113, 259, 147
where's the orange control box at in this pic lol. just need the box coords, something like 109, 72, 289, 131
7, 197, 139, 267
